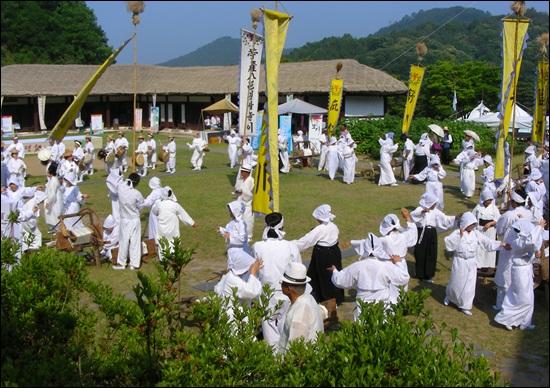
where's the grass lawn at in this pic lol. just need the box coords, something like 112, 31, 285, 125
20, 130, 549, 385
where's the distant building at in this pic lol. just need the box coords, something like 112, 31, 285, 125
1, 59, 407, 132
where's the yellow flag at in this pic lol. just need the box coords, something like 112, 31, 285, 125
252, 9, 290, 214
48, 36, 133, 141
401, 65, 425, 133
495, 18, 530, 179
532, 60, 548, 143
327, 79, 343, 138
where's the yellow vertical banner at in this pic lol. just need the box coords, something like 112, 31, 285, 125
49, 36, 133, 141
532, 60, 548, 143
401, 65, 425, 133
252, 9, 291, 214
327, 79, 343, 138
494, 18, 530, 179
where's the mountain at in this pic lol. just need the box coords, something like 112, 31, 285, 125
158, 36, 240, 67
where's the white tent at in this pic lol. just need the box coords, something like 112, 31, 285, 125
464, 100, 493, 120
465, 104, 532, 129
277, 99, 327, 115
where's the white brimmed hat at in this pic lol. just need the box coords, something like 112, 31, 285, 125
280, 262, 311, 285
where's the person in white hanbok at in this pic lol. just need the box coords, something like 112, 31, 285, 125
134, 135, 148, 177
45, 138, 59, 174
472, 189, 501, 269
409, 154, 446, 210
410, 133, 431, 177
83, 136, 95, 175
163, 136, 177, 173
44, 163, 64, 233
112, 173, 145, 270
377, 209, 418, 302
224, 130, 239, 168
493, 190, 533, 310
99, 214, 119, 261
523, 169, 546, 210
277, 262, 324, 355
142, 177, 163, 241
326, 136, 339, 181
104, 135, 116, 173
216, 201, 252, 269
329, 233, 409, 321
56, 139, 66, 165
251, 212, 303, 347
410, 192, 460, 283
106, 169, 124, 225
72, 140, 85, 183
234, 164, 255, 241
443, 212, 508, 316
526, 191, 544, 223
187, 131, 208, 170
152, 186, 198, 261
146, 133, 157, 170
278, 128, 290, 174
377, 132, 399, 186
342, 137, 357, 184
1, 176, 40, 210
400, 132, 415, 182
495, 218, 546, 331
114, 131, 129, 172
61, 172, 89, 232
479, 155, 497, 203
453, 149, 483, 198
58, 150, 78, 180
5, 136, 25, 161
317, 129, 328, 171
214, 254, 263, 335
18, 190, 47, 251
7, 149, 26, 188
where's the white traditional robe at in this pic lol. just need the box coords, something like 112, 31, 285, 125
62, 185, 86, 231
100, 224, 119, 260
44, 175, 63, 231
377, 139, 398, 186
342, 145, 356, 184
444, 229, 501, 310
326, 143, 340, 180
164, 140, 176, 172
18, 197, 43, 251
114, 136, 129, 170
225, 135, 239, 168
146, 138, 157, 167
278, 134, 290, 174
135, 141, 148, 176
317, 133, 328, 171
472, 201, 501, 268
235, 175, 255, 241
188, 137, 207, 169
152, 198, 195, 260
143, 187, 163, 240
116, 181, 145, 268
214, 270, 262, 328
411, 165, 446, 210
402, 138, 415, 181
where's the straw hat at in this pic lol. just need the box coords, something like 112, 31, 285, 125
62, 149, 73, 158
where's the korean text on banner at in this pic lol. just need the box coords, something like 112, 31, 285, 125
239, 29, 264, 137
495, 18, 529, 179
252, 9, 290, 214
48, 36, 132, 142
401, 65, 425, 134
327, 79, 343, 138
532, 60, 548, 143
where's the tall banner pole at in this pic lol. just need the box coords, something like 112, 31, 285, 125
327, 62, 343, 139
401, 65, 425, 134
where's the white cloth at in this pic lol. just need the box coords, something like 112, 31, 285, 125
378, 138, 399, 186
152, 197, 195, 260
62, 185, 86, 231
277, 292, 324, 354
225, 135, 239, 168
331, 258, 410, 321
444, 229, 502, 310
104, 140, 116, 172
214, 270, 262, 327
7, 157, 26, 188
116, 180, 145, 268
278, 133, 290, 174
18, 195, 43, 251
411, 165, 446, 210
100, 222, 119, 260
164, 140, 177, 172
252, 238, 303, 347
6, 142, 25, 159
44, 175, 63, 230
342, 144, 356, 184
235, 175, 255, 240
188, 137, 207, 169
143, 187, 163, 240
317, 133, 328, 171
290, 221, 339, 251
402, 139, 415, 180
326, 143, 340, 180
472, 201, 501, 268
114, 137, 129, 169
147, 138, 157, 166
135, 141, 148, 176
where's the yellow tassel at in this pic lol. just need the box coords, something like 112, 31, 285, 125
417, 43, 428, 61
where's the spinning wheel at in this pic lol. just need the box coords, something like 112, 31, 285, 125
56, 208, 104, 267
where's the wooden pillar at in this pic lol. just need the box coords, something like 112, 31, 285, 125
105, 96, 111, 129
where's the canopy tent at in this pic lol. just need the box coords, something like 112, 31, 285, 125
464, 100, 493, 120
278, 99, 327, 115
202, 99, 239, 115
465, 104, 532, 129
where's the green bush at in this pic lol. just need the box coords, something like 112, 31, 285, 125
1, 238, 502, 386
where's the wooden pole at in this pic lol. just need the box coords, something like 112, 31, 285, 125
132, 25, 137, 173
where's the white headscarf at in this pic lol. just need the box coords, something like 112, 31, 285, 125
483, 155, 493, 166
297, 130, 304, 136
227, 200, 244, 221
511, 219, 542, 249
261, 216, 286, 240
529, 168, 542, 181
480, 188, 495, 203
419, 192, 438, 209
103, 214, 116, 228
511, 190, 526, 204
329, 136, 337, 145
460, 211, 477, 229
379, 214, 402, 236
429, 155, 441, 167
228, 250, 255, 276
149, 176, 161, 190
64, 172, 77, 186
160, 186, 177, 202
312, 204, 336, 223
356, 233, 390, 260
421, 133, 429, 140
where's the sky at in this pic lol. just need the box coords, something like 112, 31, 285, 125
86, 1, 550, 65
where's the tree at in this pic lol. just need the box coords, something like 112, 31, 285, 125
1, 1, 112, 66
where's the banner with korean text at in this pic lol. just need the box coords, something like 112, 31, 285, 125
252, 9, 290, 215
327, 79, 343, 138
532, 60, 548, 143
495, 18, 529, 179
401, 65, 424, 134
239, 29, 264, 138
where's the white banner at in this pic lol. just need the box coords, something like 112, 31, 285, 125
37, 96, 47, 130
239, 28, 264, 137
308, 114, 323, 154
